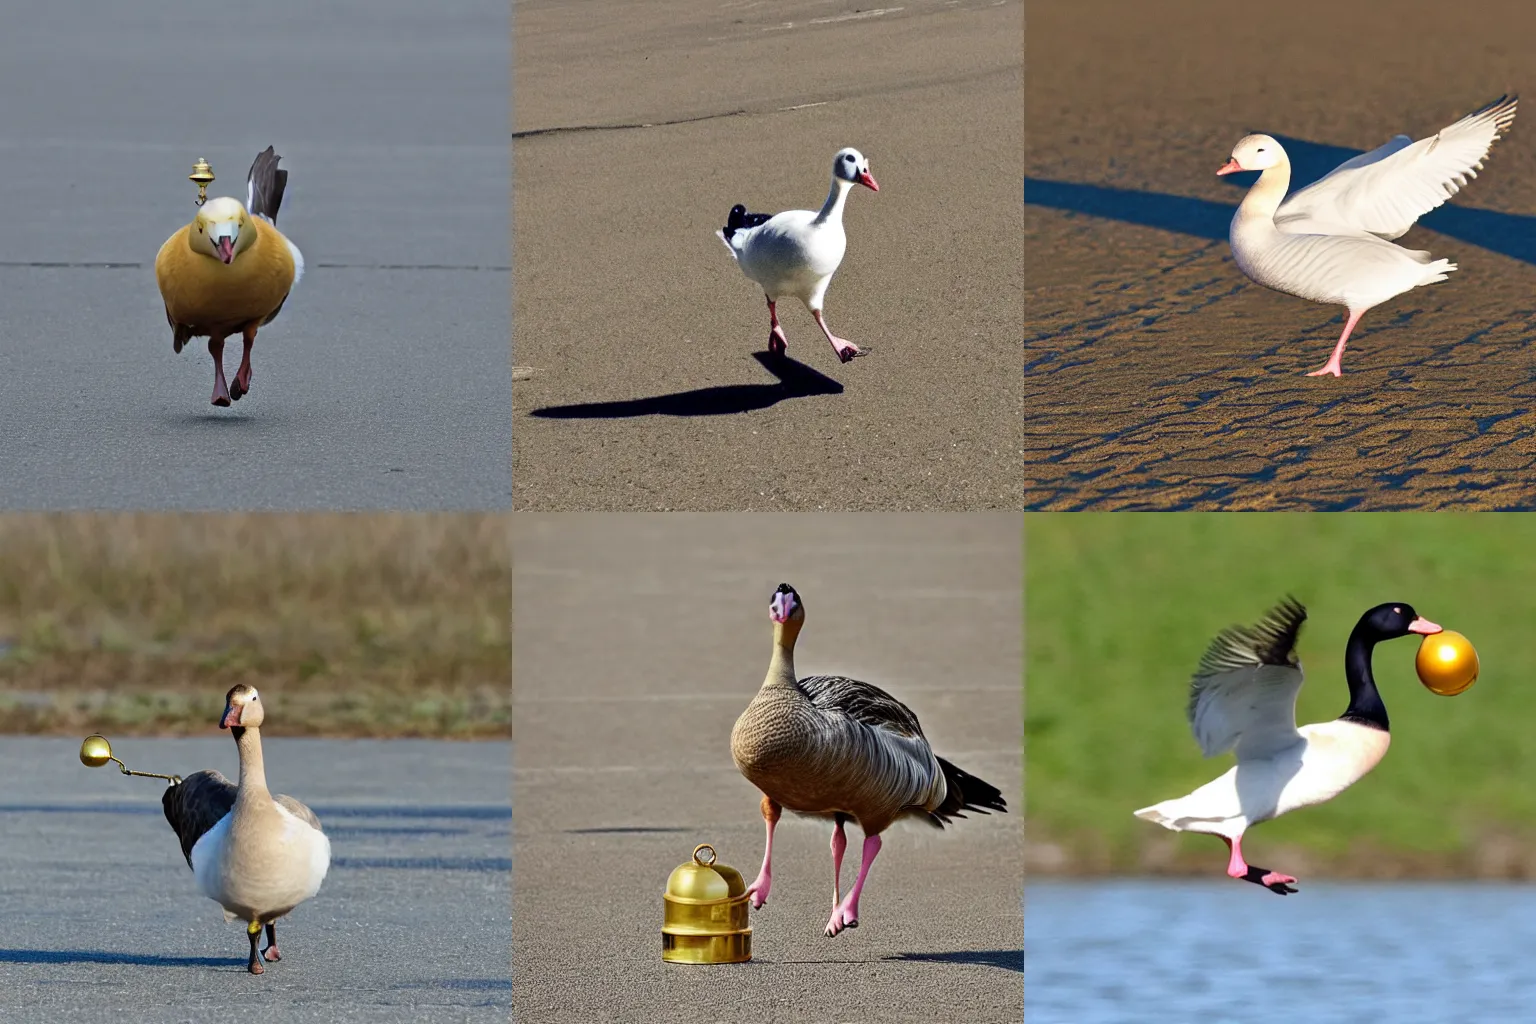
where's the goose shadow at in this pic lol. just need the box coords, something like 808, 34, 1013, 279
886, 949, 1023, 972
527, 351, 843, 419
1026, 134, 1536, 264
0, 948, 240, 968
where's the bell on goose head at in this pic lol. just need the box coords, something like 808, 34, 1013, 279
662, 843, 751, 964
1416, 630, 1479, 697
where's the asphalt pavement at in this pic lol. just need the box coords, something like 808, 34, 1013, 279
0, 1, 510, 509
512, 514, 1024, 1022
0, 736, 510, 1023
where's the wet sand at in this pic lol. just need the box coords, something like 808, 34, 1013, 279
1025, 0, 1536, 509
514, 0, 1023, 510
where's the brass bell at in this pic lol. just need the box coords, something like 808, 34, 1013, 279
661, 843, 751, 964
78, 735, 182, 784
1416, 630, 1479, 697
189, 158, 215, 207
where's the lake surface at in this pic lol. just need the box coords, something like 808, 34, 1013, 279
1027, 879, 1536, 1023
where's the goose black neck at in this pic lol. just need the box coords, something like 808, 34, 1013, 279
1339, 623, 1389, 732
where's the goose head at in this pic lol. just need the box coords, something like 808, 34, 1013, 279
832, 148, 879, 192
219, 684, 265, 730
189, 197, 258, 265
1359, 603, 1442, 641
769, 582, 806, 643
1217, 134, 1285, 176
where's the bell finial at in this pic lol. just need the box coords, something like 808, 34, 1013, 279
189, 158, 215, 207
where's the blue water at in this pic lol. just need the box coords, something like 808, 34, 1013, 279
1026, 879, 1536, 1023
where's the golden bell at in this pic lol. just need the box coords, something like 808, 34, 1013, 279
79, 734, 113, 767
1416, 630, 1479, 696
662, 843, 751, 964
189, 158, 215, 207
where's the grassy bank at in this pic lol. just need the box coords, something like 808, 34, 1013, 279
1026, 513, 1536, 880
0, 514, 509, 738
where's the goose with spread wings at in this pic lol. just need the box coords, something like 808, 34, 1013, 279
1135, 599, 1440, 894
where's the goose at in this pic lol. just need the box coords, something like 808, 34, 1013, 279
1134, 599, 1440, 894
161, 684, 330, 973
716, 147, 878, 364
1218, 95, 1516, 376
156, 146, 304, 406
730, 583, 1007, 937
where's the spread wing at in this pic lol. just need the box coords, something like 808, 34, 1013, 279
161, 769, 237, 867
1186, 597, 1308, 762
1278, 95, 1516, 239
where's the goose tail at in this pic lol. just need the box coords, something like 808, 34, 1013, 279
928, 756, 1007, 827
246, 146, 289, 224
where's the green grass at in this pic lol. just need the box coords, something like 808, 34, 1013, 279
1026, 512, 1536, 877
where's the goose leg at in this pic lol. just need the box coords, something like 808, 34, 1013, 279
209, 335, 233, 407
262, 922, 281, 962
1305, 309, 1364, 378
245, 920, 265, 974
231, 324, 257, 401
811, 309, 866, 363
766, 297, 787, 356
1221, 835, 1297, 895
745, 794, 780, 909
830, 814, 848, 909
825, 833, 881, 937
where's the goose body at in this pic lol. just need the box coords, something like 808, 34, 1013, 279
162, 684, 330, 973
1134, 599, 1440, 894
1219, 96, 1515, 376
717, 148, 878, 364
156, 146, 304, 406
731, 583, 1006, 936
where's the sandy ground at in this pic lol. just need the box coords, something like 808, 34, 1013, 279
512, 514, 1023, 1022
513, 0, 1023, 511
0, 1, 510, 509
1025, 0, 1536, 509
0, 736, 510, 1024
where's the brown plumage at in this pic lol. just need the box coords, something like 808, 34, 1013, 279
730, 582, 1006, 937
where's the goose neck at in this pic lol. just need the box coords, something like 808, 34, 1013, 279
815, 179, 853, 225
1235, 161, 1291, 224
764, 621, 801, 687
232, 726, 271, 798
1340, 625, 1389, 731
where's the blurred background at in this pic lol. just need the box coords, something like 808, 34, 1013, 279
1025, 513, 1536, 1022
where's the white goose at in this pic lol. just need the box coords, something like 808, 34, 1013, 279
1219, 96, 1516, 376
161, 684, 330, 973
1135, 599, 1440, 894
717, 147, 879, 364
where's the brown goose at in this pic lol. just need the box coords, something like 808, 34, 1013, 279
730, 582, 1007, 937
162, 684, 330, 973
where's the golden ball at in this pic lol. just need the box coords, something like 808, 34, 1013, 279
1415, 630, 1479, 696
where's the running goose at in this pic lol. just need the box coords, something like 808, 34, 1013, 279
1219, 96, 1516, 376
730, 583, 1007, 937
717, 148, 878, 364
161, 684, 330, 973
156, 146, 305, 406
1135, 599, 1440, 894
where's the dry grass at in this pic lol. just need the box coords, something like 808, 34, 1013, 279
0, 514, 509, 738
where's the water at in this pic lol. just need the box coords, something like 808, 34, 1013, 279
1026, 879, 1536, 1023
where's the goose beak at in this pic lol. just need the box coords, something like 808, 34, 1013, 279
1216, 158, 1243, 176
769, 593, 793, 623
220, 703, 242, 729
1408, 617, 1443, 636
857, 170, 879, 192
214, 236, 236, 264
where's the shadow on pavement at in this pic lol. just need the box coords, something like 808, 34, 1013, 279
0, 948, 239, 968
887, 949, 1023, 972
528, 351, 843, 419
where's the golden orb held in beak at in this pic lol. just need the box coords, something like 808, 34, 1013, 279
1416, 630, 1479, 696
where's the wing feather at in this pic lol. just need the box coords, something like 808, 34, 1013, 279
1186, 597, 1308, 762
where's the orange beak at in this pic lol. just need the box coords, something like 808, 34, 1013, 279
220, 703, 242, 729
1216, 158, 1243, 176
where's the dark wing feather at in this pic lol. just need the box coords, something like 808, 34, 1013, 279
932, 756, 1008, 824
161, 769, 237, 867
797, 675, 927, 737
246, 146, 289, 224
722, 203, 773, 241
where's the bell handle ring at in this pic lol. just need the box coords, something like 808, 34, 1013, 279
692, 844, 717, 867
79, 735, 181, 785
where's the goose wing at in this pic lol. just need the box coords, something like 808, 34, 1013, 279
246, 146, 289, 225
274, 794, 323, 832
161, 769, 237, 867
1277, 96, 1516, 239
1186, 598, 1308, 762
799, 674, 945, 812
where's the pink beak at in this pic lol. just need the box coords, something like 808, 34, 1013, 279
769, 594, 793, 623
1408, 616, 1443, 636
1216, 158, 1243, 176
857, 170, 879, 192
215, 237, 236, 264
220, 703, 241, 729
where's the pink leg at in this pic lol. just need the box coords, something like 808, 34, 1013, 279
745, 795, 780, 909
811, 309, 866, 364
261, 922, 281, 961
1220, 835, 1297, 894
766, 297, 787, 355
830, 816, 848, 909
209, 336, 232, 407
825, 833, 881, 936
1305, 309, 1364, 377
231, 325, 256, 401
